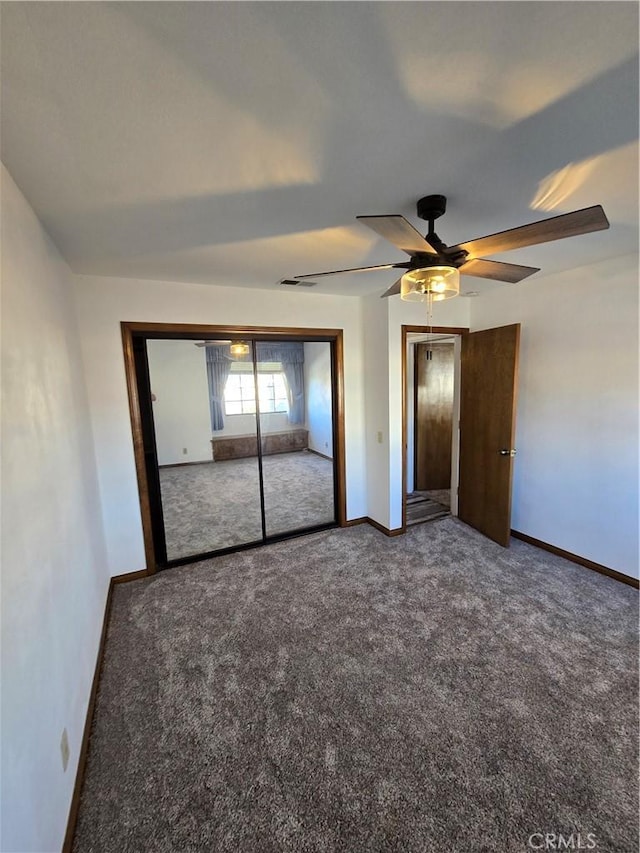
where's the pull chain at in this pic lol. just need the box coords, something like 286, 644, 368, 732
426, 290, 434, 360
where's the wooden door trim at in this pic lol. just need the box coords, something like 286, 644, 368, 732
333, 330, 347, 528
121, 321, 343, 340
401, 326, 469, 531
121, 322, 347, 574
121, 324, 157, 572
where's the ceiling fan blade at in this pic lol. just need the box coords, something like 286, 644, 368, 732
380, 278, 403, 298
357, 215, 437, 255
450, 205, 609, 259
459, 258, 539, 284
294, 262, 409, 280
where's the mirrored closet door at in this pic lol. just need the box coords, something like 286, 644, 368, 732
256, 341, 336, 538
133, 330, 340, 569
146, 338, 264, 561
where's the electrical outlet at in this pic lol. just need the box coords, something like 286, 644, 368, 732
60, 728, 70, 772
324, 442, 328, 449
182, 447, 187, 455
377, 431, 383, 444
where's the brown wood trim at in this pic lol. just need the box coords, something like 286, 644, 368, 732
159, 460, 214, 469
402, 326, 470, 336
121, 322, 347, 560
121, 321, 343, 340
62, 580, 114, 853
511, 530, 639, 589
121, 323, 158, 574
366, 517, 404, 537
347, 516, 405, 536
306, 447, 333, 462
111, 569, 149, 584
333, 330, 347, 527
506, 326, 521, 546
401, 325, 469, 534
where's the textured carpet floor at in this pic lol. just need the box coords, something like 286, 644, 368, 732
74, 519, 638, 852
159, 451, 335, 560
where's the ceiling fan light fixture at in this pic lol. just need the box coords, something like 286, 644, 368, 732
229, 341, 250, 357
401, 265, 460, 302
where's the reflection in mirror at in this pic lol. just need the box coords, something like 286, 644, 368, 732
146, 339, 263, 561
256, 341, 336, 537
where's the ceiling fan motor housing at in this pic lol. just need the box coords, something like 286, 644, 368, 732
417, 194, 447, 222
415, 195, 469, 266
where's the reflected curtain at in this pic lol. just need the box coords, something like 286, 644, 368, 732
205, 348, 232, 431
282, 361, 304, 425
254, 342, 305, 426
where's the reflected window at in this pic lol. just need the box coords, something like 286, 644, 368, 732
224, 367, 289, 416
257, 373, 288, 413
224, 374, 257, 415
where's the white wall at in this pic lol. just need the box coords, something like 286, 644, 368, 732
362, 294, 390, 527
72, 275, 366, 576
470, 255, 639, 579
304, 342, 333, 457
1, 166, 109, 852
147, 339, 212, 465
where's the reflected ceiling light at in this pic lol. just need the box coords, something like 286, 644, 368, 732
230, 341, 250, 357
400, 265, 460, 302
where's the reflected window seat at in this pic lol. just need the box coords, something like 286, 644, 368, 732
211, 428, 308, 461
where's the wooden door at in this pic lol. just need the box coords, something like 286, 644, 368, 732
458, 324, 520, 546
414, 343, 455, 491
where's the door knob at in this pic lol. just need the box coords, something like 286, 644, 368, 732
499, 449, 517, 457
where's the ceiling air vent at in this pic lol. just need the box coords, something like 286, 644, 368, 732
279, 279, 317, 288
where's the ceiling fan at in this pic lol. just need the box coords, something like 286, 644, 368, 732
195, 340, 251, 356
292, 195, 610, 299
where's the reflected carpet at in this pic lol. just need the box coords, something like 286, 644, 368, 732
159, 451, 335, 560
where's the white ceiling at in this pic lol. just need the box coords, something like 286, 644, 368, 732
1, 2, 638, 297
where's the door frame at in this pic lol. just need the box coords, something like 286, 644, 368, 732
122, 321, 347, 574
401, 325, 469, 532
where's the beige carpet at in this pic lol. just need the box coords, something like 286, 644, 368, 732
73, 519, 638, 852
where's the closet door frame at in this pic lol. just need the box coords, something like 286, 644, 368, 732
122, 321, 347, 574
